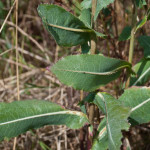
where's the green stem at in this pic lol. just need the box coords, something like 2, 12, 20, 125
126, 1, 137, 88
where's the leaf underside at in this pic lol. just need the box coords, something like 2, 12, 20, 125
130, 58, 150, 86
0, 100, 88, 141
94, 93, 130, 150
119, 87, 150, 125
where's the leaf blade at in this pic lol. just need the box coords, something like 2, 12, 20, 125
130, 58, 150, 86
138, 36, 150, 58
119, 87, 150, 125
51, 55, 131, 91
94, 93, 130, 150
94, 0, 115, 21
37, 4, 94, 47
0, 100, 89, 141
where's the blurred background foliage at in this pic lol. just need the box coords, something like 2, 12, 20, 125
0, 0, 150, 149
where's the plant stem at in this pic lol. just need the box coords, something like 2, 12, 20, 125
89, 0, 97, 124
126, 1, 137, 88
87, 0, 97, 149
90, 0, 97, 55
128, 1, 137, 64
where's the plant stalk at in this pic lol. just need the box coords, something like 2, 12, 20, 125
89, 0, 97, 124
126, 1, 137, 88
87, 0, 97, 149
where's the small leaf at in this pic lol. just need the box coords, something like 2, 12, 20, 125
37, 4, 94, 47
130, 58, 150, 86
0, 100, 89, 141
136, 16, 147, 32
94, 93, 130, 150
81, 42, 91, 54
79, 8, 91, 28
119, 87, 150, 125
119, 26, 132, 41
92, 117, 108, 150
51, 54, 131, 92
138, 36, 150, 58
94, 0, 115, 21
81, 0, 92, 9
135, 0, 147, 8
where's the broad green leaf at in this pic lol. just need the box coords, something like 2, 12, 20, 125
138, 36, 150, 58
81, 0, 92, 9
51, 55, 131, 92
94, 93, 130, 150
119, 26, 132, 41
37, 4, 94, 47
92, 117, 108, 150
0, 100, 88, 141
130, 58, 150, 86
135, 0, 147, 8
119, 87, 150, 125
94, 0, 115, 21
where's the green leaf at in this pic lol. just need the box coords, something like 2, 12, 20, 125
0, 100, 88, 141
135, 0, 147, 8
79, 8, 91, 28
37, 4, 94, 47
0, 1, 6, 19
136, 16, 147, 32
94, 93, 130, 150
94, 0, 115, 21
130, 58, 150, 86
51, 54, 131, 92
81, 0, 92, 9
119, 26, 132, 41
119, 87, 150, 125
92, 117, 108, 150
81, 42, 91, 54
138, 36, 150, 58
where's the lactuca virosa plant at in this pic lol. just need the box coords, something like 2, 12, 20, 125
0, 0, 150, 149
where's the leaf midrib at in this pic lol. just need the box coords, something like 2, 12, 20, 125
0, 111, 87, 126
131, 98, 150, 112
53, 65, 130, 75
